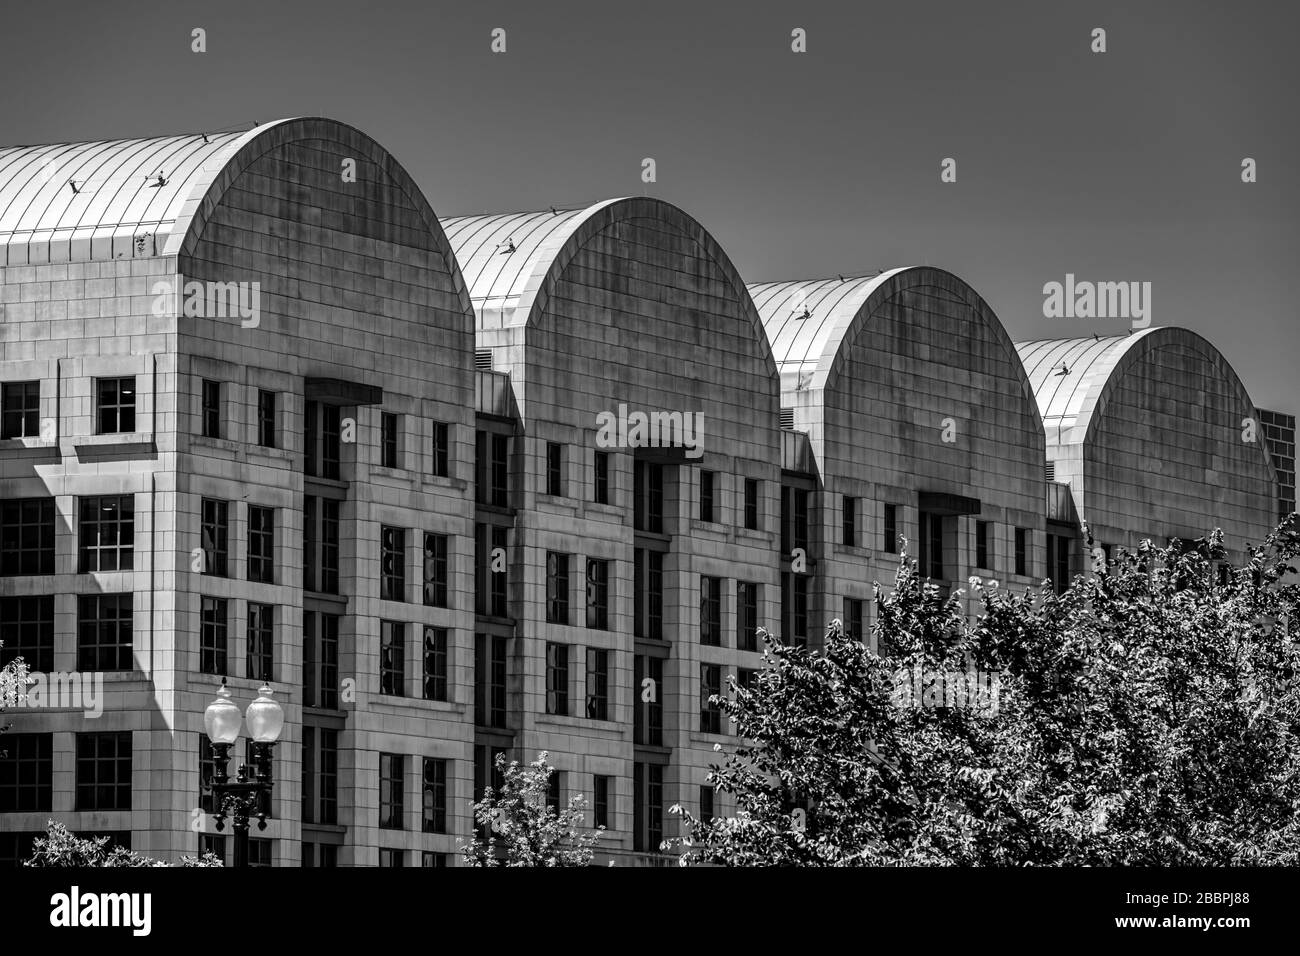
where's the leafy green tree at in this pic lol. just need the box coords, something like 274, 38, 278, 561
25, 821, 222, 867
461, 751, 604, 866
673, 519, 1300, 866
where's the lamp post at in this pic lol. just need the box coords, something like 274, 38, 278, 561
202, 683, 284, 867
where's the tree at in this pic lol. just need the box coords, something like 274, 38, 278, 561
673, 519, 1300, 866
25, 821, 222, 867
0, 651, 29, 728
461, 751, 604, 866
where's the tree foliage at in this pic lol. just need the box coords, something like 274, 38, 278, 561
674, 519, 1300, 866
460, 751, 604, 866
25, 821, 222, 867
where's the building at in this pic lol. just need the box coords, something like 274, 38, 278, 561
0, 118, 1291, 866
1260, 408, 1296, 522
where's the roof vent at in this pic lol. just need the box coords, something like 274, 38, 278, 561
1045, 461, 1056, 481
780, 407, 795, 430
475, 350, 493, 371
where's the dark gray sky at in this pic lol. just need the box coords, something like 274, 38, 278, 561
3, 0, 1295, 411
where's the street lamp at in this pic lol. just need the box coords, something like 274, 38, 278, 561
202, 683, 284, 867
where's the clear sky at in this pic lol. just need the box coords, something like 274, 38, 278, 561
2, 0, 1295, 412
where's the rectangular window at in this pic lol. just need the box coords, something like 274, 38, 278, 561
302, 726, 338, 824
546, 642, 569, 716
586, 558, 609, 630
422, 758, 448, 833
79, 495, 134, 573
633, 460, 664, 534
634, 656, 664, 746
1015, 527, 1028, 577
303, 611, 340, 709
585, 647, 609, 720
379, 754, 404, 830
475, 430, 510, 507
198, 736, 218, 815
380, 620, 406, 696
381, 525, 405, 602
474, 633, 508, 728
700, 470, 715, 523
976, 520, 992, 570
1, 498, 55, 576
737, 667, 757, 695
422, 533, 449, 607
546, 552, 570, 624
743, 478, 759, 531
201, 379, 221, 439
737, 581, 759, 652
843, 495, 857, 547
0, 381, 40, 439
475, 523, 508, 618
378, 848, 404, 868
422, 852, 448, 868
593, 451, 610, 505
96, 377, 136, 434
547, 442, 564, 496
0, 596, 54, 672
700, 663, 722, 733
700, 575, 722, 646
594, 775, 611, 830
920, 511, 945, 579
1048, 532, 1072, 595
201, 498, 229, 577
700, 785, 715, 824
257, 389, 276, 448
781, 486, 810, 555
883, 503, 898, 554
547, 771, 563, 813
431, 420, 450, 478
303, 496, 340, 594
247, 603, 274, 682
843, 597, 864, 643
200, 597, 228, 676
633, 548, 664, 640
75, 732, 132, 811
0, 733, 52, 813
633, 762, 663, 853
381, 413, 399, 469
782, 573, 809, 647
423, 626, 448, 701
248, 506, 275, 584
304, 401, 341, 479
76, 594, 133, 671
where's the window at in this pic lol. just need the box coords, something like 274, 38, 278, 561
634, 656, 664, 746
379, 753, 404, 829
378, 849, 405, 868
743, 478, 759, 531
593, 451, 610, 505
1048, 532, 1072, 595
248, 506, 274, 584
199, 736, 218, 814
700, 470, 716, 523
976, 520, 992, 570
546, 442, 564, 496
380, 620, 406, 696
303, 611, 339, 709
423, 626, 448, 701
1015, 527, 1028, 577
79, 495, 134, 572
781, 573, 809, 647
96, 377, 135, 434
423, 533, 449, 607
75, 732, 132, 811
201, 379, 221, 438
1, 498, 55, 575
737, 582, 759, 652
0, 733, 52, 812
77, 594, 133, 671
546, 552, 570, 624
1, 381, 39, 439
201, 498, 229, 576
303, 496, 340, 594
422, 852, 448, 868
247, 603, 274, 682
546, 643, 569, 716
737, 667, 757, 695
473, 744, 508, 837
594, 775, 611, 830
474, 634, 508, 729
475, 430, 510, 507
843, 495, 857, 547
302, 726, 338, 824
633, 762, 663, 852
548, 771, 563, 813
701, 664, 722, 733
200, 597, 228, 676
248, 839, 273, 868
883, 503, 898, 554
380, 526, 405, 601
0, 596, 54, 672
585, 647, 609, 720
633, 548, 664, 640
200, 834, 226, 864
422, 758, 448, 833
586, 558, 609, 630
475, 523, 508, 618
700, 785, 715, 824
843, 597, 864, 643
781, 486, 810, 555
257, 389, 276, 448
431, 421, 450, 478
920, 511, 945, 579
700, 576, 722, 646
634, 460, 664, 533
304, 401, 341, 479
381, 413, 399, 469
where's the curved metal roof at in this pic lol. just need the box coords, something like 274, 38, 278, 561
0, 125, 270, 263
1015, 331, 1157, 436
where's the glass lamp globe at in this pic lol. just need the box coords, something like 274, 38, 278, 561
245, 685, 284, 743
204, 683, 242, 744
